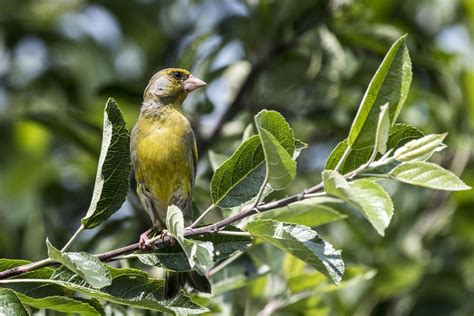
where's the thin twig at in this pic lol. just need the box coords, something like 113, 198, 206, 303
190, 204, 216, 228
207, 250, 245, 277
334, 146, 352, 172
60, 224, 85, 252
216, 230, 251, 237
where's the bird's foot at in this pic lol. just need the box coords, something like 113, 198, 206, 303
159, 229, 176, 246
139, 228, 155, 250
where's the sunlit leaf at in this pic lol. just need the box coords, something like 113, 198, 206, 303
326, 35, 412, 172
211, 110, 295, 207
323, 171, 394, 235
255, 112, 296, 190
374, 103, 390, 155
81, 98, 131, 229
18, 295, 103, 316
325, 123, 424, 173
166, 205, 214, 274
348, 35, 411, 148
390, 162, 471, 191
349, 179, 394, 236
394, 133, 447, 162
0, 288, 28, 316
47, 239, 112, 289
17, 266, 207, 314
246, 219, 344, 284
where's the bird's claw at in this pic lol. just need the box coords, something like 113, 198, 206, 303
139, 231, 153, 250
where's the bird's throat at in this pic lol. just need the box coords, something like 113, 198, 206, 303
140, 95, 186, 117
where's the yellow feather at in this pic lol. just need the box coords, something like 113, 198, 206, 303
132, 106, 196, 226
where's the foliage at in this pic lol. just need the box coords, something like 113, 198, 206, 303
1, 1, 473, 315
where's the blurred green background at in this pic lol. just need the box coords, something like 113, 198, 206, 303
0, 0, 473, 315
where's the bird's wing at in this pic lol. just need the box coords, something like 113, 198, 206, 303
190, 130, 198, 186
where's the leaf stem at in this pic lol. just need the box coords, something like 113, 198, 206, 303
302, 192, 327, 198
0, 278, 57, 285
359, 173, 392, 179
190, 204, 216, 228
60, 224, 85, 252
216, 230, 251, 237
252, 181, 267, 209
334, 146, 352, 172
208, 250, 244, 277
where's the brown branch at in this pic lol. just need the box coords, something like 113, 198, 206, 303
0, 183, 324, 280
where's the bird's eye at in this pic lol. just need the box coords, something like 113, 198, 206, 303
172, 72, 185, 80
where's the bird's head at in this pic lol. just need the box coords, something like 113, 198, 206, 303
143, 68, 207, 106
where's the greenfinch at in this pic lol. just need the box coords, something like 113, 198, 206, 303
130, 68, 210, 298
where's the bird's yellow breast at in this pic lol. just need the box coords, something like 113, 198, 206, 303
131, 107, 195, 215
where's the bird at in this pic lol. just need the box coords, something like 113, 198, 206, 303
130, 68, 211, 299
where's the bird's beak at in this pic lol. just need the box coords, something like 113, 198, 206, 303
183, 75, 207, 92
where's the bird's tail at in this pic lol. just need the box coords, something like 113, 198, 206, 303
164, 271, 211, 299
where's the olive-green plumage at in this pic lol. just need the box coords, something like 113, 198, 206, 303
130, 68, 210, 299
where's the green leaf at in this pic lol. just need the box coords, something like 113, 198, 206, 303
208, 150, 229, 172
0, 288, 28, 316
374, 103, 390, 155
323, 171, 394, 235
210, 135, 266, 207
394, 133, 447, 162
255, 110, 295, 154
18, 295, 102, 316
386, 123, 424, 150
47, 239, 112, 289
348, 35, 411, 148
325, 139, 350, 171
46, 266, 207, 314
182, 240, 214, 275
166, 205, 185, 243
245, 219, 344, 284
210, 110, 295, 207
256, 197, 346, 226
0, 262, 206, 313
81, 98, 131, 229
165, 205, 214, 274
390, 162, 472, 191
326, 35, 413, 172
348, 179, 394, 236
293, 139, 308, 160
325, 123, 423, 173
255, 114, 296, 190
322, 170, 359, 205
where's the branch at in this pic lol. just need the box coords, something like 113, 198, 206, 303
0, 182, 324, 280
